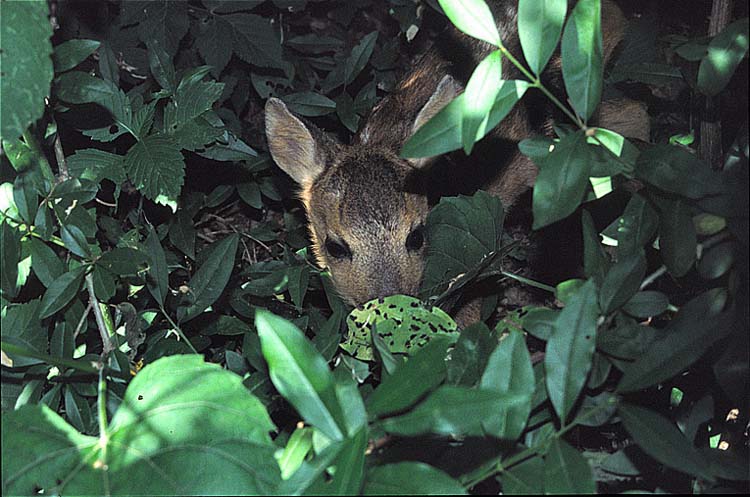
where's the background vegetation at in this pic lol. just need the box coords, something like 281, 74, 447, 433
1, 0, 748, 494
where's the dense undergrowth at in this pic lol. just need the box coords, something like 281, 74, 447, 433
1, 0, 748, 494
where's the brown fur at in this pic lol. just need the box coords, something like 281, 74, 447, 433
265, 0, 647, 309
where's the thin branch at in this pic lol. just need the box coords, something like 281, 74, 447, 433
85, 273, 115, 355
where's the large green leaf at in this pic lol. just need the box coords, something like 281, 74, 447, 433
226, 13, 286, 70
379, 385, 526, 437
462, 50, 503, 154
54, 72, 133, 133
52, 39, 100, 73
479, 329, 535, 440
654, 195, 697, 277
518, 0, 567, 75
145, 226, 169, 306
697, 18, 749, 96
617, 288, 732, 392
67, 149, 126, 185
177, 233, 238, 323
581, 210, 609, 286
545, 279, 599, 422
366, 337, 451, 417
2, 356, 279, 495
544, 438, 596, 493
532, 131, 592, 229
38, 267, 86, 319
0, 0, 53, 140
0, 222, 21, 299
561, 0, 602, 121
501, 455, 544, 494
437, 0, 501, 47
1, 299, 47, 367
618, 403, 713, 480
598, 250, 647, 313
281, 92, 337, 117
401, 80, 529, 159
363, 462, 467, 495
614, 193, 659, 257
421, 191, 505, 296
28, 237, 64, 288
636, 144, 722, 199
124, 134, 185, 204
256, 310, 347, 441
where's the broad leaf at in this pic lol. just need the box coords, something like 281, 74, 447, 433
437, 0, 501, 47
363, 462, 467, 495
544, 438, 596, 493
124, 134, 185, 204
518, 0, 567, 75
52, 39, 100, 73
697, 18, 749, 96
462, 50, 503, 154
38, 267, 86, 319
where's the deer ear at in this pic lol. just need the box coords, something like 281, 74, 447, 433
265, 98, 333, 185
408, 75, 462, 168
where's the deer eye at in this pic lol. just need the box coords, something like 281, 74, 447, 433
405, 225, 425, 252
325, 238, 351, 259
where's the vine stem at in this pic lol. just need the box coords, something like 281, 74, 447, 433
86, 273, 115, 355
160, 306, 199, 354
96, 367, 111, 496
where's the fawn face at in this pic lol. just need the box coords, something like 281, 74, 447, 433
264, 79, 457, 305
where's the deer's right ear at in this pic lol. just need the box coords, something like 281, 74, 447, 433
265, 98, 329, 185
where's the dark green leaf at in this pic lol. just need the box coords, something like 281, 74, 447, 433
0, 222, 21, 299
59, 223, 90, 258
28, 237, 64, 288
545, 279, 599, 421
518, 0, 567, 75
618, 403, 713, 480
281, 92, 336, 117
66, 149, 125, 185
196, 17, 233, 76
697, 18, 749, 96
532, 131, 592, 229
147, 41, 176, 92
363, 462, 467, 495
168, 210, 196, 260
366, 337, 450, 417
97, 248, 148, 276
622, 291, 669, 318
39, 267, 85, 319
697, 241, 734, 280
599, 250, 647, 313
226, 13, 286, 70
256, 310, 346, 441
581, 210, 609, 285
501, 455, 544, 494
522, 307, 558, 341
52, 39, 100, 73
178, 234, 238, 323
124, 134, 185, 204
145, 226, 168, 306
0, 0, 53, 140
636, 145, 722, 198
616, 193, 658, 256
13, 172, 39, 225
54, 72, 132, 130
446, 322, 497, 385
544, 438, 596, 493
561, 0, 602, 121
654, 195, 697, 277
1, 299, 47, 367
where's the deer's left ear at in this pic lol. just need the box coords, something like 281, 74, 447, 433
408, 75, 462, 168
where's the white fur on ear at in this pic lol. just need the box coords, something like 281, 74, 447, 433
265, 98, 325, 185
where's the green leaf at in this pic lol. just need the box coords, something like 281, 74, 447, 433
38, 267, 85, 319
401, 80, 529, 159
545, 279, 599, 421
518, 0, 567, 75
636, 144, 722, 198
281, 92, 337, 117
522, 306, 558, 341
532, 131, 592, 229
581, 210, 609, 285
697, 240, 734, 280
91, 266, 115, 302
697, 18, 749, 96
169, 210, 197, 260
196, 17, 234, 75
0, 0, 53, 140
59, 223, 90, 258
0, 223, 21, 299
597, 314, 656, 362
622, 291, 669, 318
317, 428, 367, 495
446, 322, 498, 385
363, 462, 467, 495
437, 0, 501, 47
13, 172, 39, 225
479, 329, 535, 440
379, 385, 525, 437
561, 0, 602, 121
462, 50, 503, 154
97, 248, 148, 276
54, 72, 133, 132
52, 39, 100, 73
147, 41, 177, 92
544, 438, 596, 493
618, 403, 714, 480
278, 426, 314, 480
421, 190, 505, 296
256, 310, 346, 441
617, 288, 732, 392
124, 134, 185, 204
501, 455, 544, 494
66, 148, 126, 185
145, 225, 168, 306
598, 250, 647, 313
345, 31, 379, 85
341, 296, 458, 361
28, 237, 64, 288
178, 233, 238, 323
165, 76, 224, 129
226, 13, 286, 70
366, 337, 451, 417
1, 299, 47, 367
654, 195, 697, 277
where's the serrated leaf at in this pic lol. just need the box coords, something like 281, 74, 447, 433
0, 0, 53, 140
124, 134, 185, 202
66, 149, 126, 185
38, 267, 85, 319
54, 72, 133, 132
545, 279, 599, 422
437, 0, 501, 47
1, 299, 47, 367
518, 0, 567, 75
178, 234, 238, 323
256, 310, 347, 441
137, 0, 189, 56
52, 39, 100, 73
561, 0, 603, 121
146, 41, 176, 92
226, 13, 286, 70
97, 248, 148, 276
196, 17, 233, 76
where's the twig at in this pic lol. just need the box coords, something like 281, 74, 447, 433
85, 273, 115, 355
53, 131, 69, 181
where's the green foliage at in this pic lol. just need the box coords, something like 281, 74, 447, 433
1, 0, 748, 495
